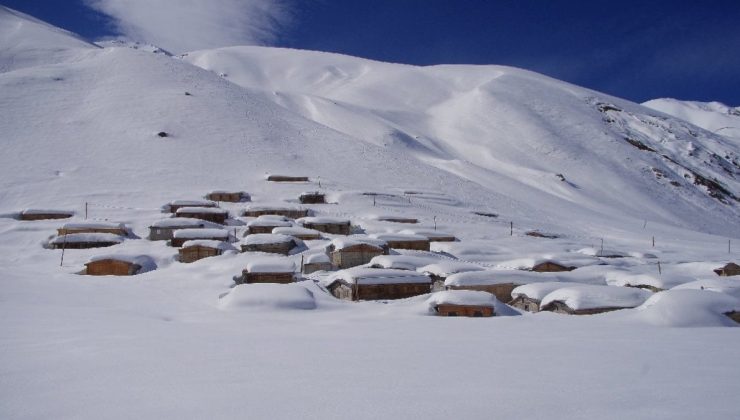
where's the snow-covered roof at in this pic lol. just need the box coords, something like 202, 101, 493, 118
208, 190, 247, 195
51, 233, 124, 244
181, 240, 236, 251
540, 285, 652, 311
417, 261, 484, 277
634, 289, 740, 327
577, 247, 630, 258
399, 229, 455, 240
60, 221, 125, 229
427, 290, 497, 307
87, 254, 156, 272
297, 216, 350, 225
21, 209, 74, 216
168, 199, 216, 207
368, 254, 439, 270
369, 233, 428, 242
241, 233, 297, 245
150, 217, 217, 228
604, 272, 695, 290
244, 204, 302, 212
495, 254, 595, 271
511, 282, 588, 301
329, 237, 385, 251
305, 253, 330, 264
326, 267, 431, 286
272, 226, 322, 237
247, 216, 293, 227
172, 228, 229, 239
299, 191, 323, 197
444, 270, 562, 286
672, 278, 740, 300
219, 283, 316, 310
246, 258, 296, 273
175, 206, 228, 214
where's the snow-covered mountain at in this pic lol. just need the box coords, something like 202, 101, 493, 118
3, 6, 740, 419
644, 98, 740, 141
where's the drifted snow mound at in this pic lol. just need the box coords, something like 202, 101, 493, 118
643, 98, 740, 141
633, 289, 740, 327
218, 283, 316, 310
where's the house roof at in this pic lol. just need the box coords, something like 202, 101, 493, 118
325, 267, 431, 286
541, 285, 652, 311
51, 233, 124, 244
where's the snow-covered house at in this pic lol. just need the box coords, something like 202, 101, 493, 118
540, 285, 652, 315
175, 206, 228, 224
247, 215, 293, 234
171, 228, 230, 247
236, 259, 296, 284
242, 205, 310, 219
326, 237, 387, 269
302, 253, 332, 274
19, 209, 74, 221
714, 262, 740, 277
241, 234, 302, 255
84, 254, 155, 276
417, 261, 484, 289
399, 229, 457, 242
324, 267, 432, 301
509, 282, 584, 312
178, 240, 235, 263
148, 217, 220, 241
445, 270, 561, 303
205, 190, 250, 203
604, 272, 695, 292
427, 290, 497, 317
297, 216, 351, 235
266, 174, 309, 182
57, 221, 128, 237
272, 226, 323, 240
165, 199, 217, 213
50, 233, 124, 249
298, 191, 326, 204
367, 254, 439, 271
376, 216, 418, 224
369, 233, 430, 251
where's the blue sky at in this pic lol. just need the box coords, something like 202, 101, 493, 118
4, 0, 740, 105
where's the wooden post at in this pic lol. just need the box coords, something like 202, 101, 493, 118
373, 196, 376, 207
85, 202, 88, 220
434, 216, 437, 231
657, 261, 662, 275
652, 236, 655, 247
300, 255, 304, 274
60, 235, 67, 267
729, 239, 732, 254
642, 220, 647, 229
510, 222, 513, 236
600, 238, 604, 255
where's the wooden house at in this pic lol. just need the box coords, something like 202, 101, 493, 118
539, 285, 652, 315
236, 260, 296, 284
302, 253, 333, 274
428, 291, 496, 317
50, 233, 124, 249
266, 174, 309, 182
175, 206, 228, 224
171, 228, 230, 247
297, 217, 351, 235
376, 216, 418, 224
57, 222, 128, 237
324, 268, 432, 301
241, 234, 302, 255
206, 191, 250, 203
19, 209, 74, 221
84, 255, 155, 276
326, 237, 387, 269
509, 282, 584, 312
165, 199, 217, 213
247, 215, 293, 234
532, 261, 576, 273
443, 271, 523, 302
242, 205, 310, 219
400, 229, 457, 242
148, 218, 216, 241
178, 240, 235, 263
299, 191, 326, 204
272, 226, 323, 240
714, 263, 740, 277
370, 233, 430, 251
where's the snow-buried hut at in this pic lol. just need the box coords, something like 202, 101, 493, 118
324, 267, 432, 301
149, 218, 221, 241
326, 237, 388, 269
272, 226, 323, 240
58, 222, 128, 237
84, 255, 156, 276
427, 290, 497, 317
540, 285, 652, 315
19, 209, 73, 221
175, 207, 228, 224
165, 199, 217, 213
370, 233, 430, 251
266, 174, 309, 182
247, 215, 293, 234
445, 270, 562, 303
714, 263, 740, 277
532, 260, 576, 273
297, 216, 351, 235
509, 282, 585, 312
50, 233, 124, 249
302, 253, 332, 274
242, 205, 309, 219
298, 191, 326, 204
179, 240, 236, 263
236, 259, 296, 284
241, 234, 303, 255
171, 228, 230, 247
206, 191, 250, 203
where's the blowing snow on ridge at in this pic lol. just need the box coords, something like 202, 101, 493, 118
1, 4, 740, 420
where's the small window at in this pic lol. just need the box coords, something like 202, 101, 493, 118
448, 311, 458, 317
524, 304, 530, 311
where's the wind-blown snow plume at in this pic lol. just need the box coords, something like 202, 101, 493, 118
84, 0, 291, 53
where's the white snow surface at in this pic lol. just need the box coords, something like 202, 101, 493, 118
643, 98, 740, 140
181, 240, 236, 251
604, 271, 696, 290
511, 281, 593, 301
326, 267, 432, 285
446, 269, 565, 287
172, 228, 229, 239
150, 217, 217, 228
631, 289, 740, 327
241, 233, 296, 245
541, 285, 653, 311
219, 283, 315, 310
672, 277, 740, 299
2, 8, 740, 420
427, 290, 497, 307
416, 261, 484, 277
245, 258, 296, 273
50, 232, 124, 244
367, 254, 440, 270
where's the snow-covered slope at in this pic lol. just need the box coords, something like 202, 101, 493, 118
184, 46, 740, 235
643, 98, 740, 141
